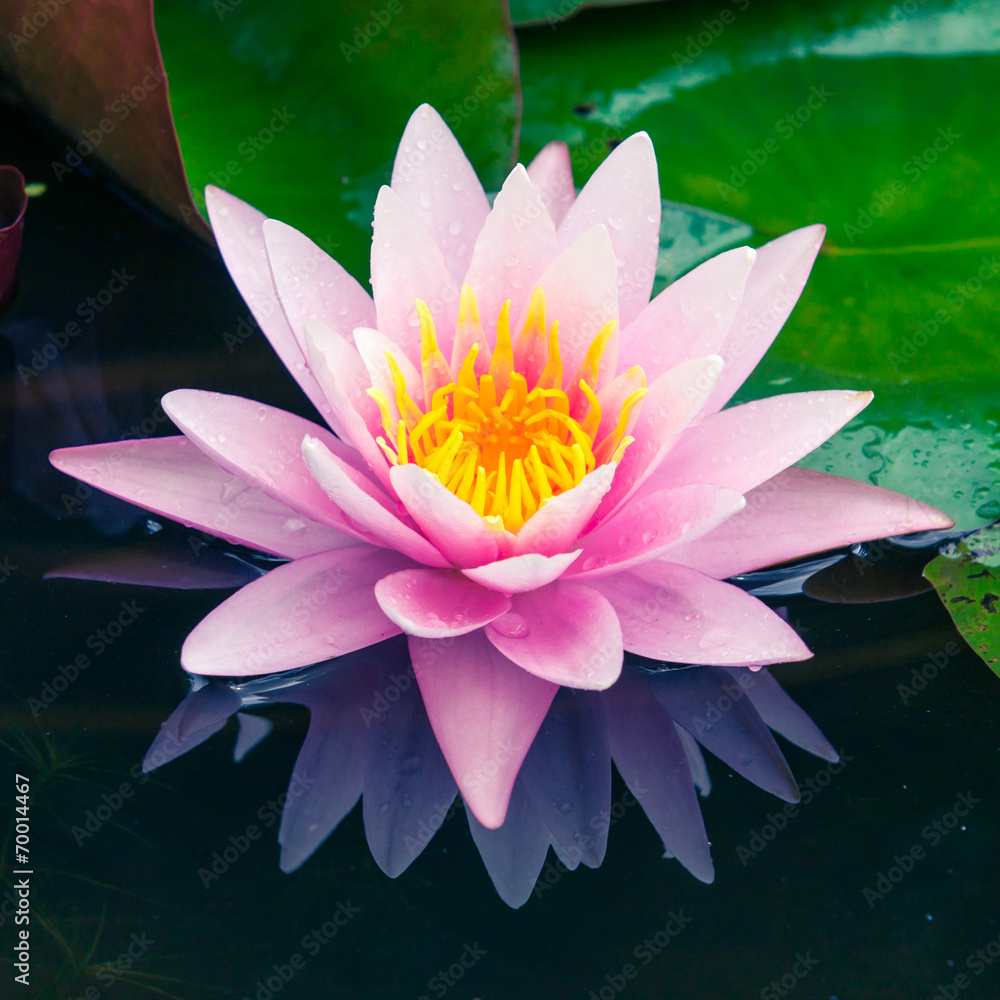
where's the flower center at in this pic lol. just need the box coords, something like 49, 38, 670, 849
368, 284, 647, 533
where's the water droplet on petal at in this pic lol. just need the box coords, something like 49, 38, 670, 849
400, 754, 423, 775
447, 220, 462, 236
491, 612, 530, 639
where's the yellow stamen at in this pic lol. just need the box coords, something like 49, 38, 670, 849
373, 285, 646, 532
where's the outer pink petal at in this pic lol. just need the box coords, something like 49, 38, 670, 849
375, 568, 511, 637
161, 389, 365, 539
410, 631, 558, 828
204, 187, 334, 428
463, 164, 561, 333
526, 141, 575, 227
708, 224, 825, 414
666, 467, 954, 579
304, 322, 395, 494
302, 437, 448, 567
390, 464, 507, 567
557, 132, 660, 327
485, 582, 623, 689
570, 483, 745, 579
181, 547, 410, 676
517, 224, 620, 391
372, 186, 460, 363
262, 218, 375, 355
390, 104, 491, 282
50, 437, 353, 559
650, 390, 874, 494
591, 355, 725, 526
462, 550, 581, 593
513, 464, 615, 556
618, 246, 755, 380
589, 562, 812, 665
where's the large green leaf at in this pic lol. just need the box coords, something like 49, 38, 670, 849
924, 523, 1000, 677
518, 0, 1000, 529
153, 0, 519, 280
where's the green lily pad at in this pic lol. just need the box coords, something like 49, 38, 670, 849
924, 523, 1000, 676
509, 0, 660, 29
517, 0, 1000, 528
153, 0, 519, 280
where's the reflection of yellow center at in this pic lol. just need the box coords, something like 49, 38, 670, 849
368, 284, 647, 533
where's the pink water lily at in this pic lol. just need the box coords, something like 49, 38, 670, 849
51, 104, 952, 831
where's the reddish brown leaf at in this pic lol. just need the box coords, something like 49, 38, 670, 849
0, 1, 209, 238
0, 165, 27, 310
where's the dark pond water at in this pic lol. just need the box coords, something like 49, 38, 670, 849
2, 87, 999, 1000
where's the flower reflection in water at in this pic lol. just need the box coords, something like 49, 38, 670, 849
146, 645, 836, 907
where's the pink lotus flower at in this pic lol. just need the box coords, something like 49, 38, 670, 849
51, 104, 952, 837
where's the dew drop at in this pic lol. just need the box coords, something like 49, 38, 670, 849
447, 220, 462, 236
400, 754, 423, 775
491, 612, 530, 639
257, 406, 267, 419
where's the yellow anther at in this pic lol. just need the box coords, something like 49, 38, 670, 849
368, 291, 646, 533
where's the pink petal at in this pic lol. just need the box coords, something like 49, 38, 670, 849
462, 550, 581, 592
390, 464, 506, 567
590, 355, 725, 526
204, 187, 334, 428
390, 104, 491, 282
526, 141, 576, 227
262, 218, 375, 353
303, 321, 395, 494
650, 390, 874, 494
708, 224, 826, 413
410, 630, 558, 828
514, 464, 615, 557
557, 132, 660, 327
50, 437, 354, 559
463, 164, 561, 333
569, 484, 745, 580
603, 668, 714, 883
618, 246, 755, 380
181, 547, 410, 676
352, 326, 422, 411
485, 581, 623, 689
666, 467, 955, 579
302, 437, 448, 566
372, 186, 460, 363
375, 568, 511, 637
517, 225, 619, 391
589, 562, 812, 665
162, 389, 363, 538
